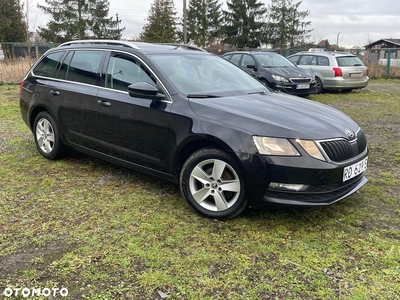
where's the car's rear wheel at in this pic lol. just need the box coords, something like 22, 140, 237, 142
33, 111, 63, 160
314, 77, 323, 94
180, 148, 247, 219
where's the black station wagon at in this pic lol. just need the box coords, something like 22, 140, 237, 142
222, 51, 316, 96
20, 40, 368, 219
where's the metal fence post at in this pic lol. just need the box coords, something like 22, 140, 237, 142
386, 49, 391, 78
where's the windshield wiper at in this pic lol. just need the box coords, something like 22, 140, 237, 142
187, 94, 220, 98
248, 90, 268, 95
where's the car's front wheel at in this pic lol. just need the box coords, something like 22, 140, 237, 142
180, 148, 247, 219
33, 111, 63, 160
314, 77, 323, 94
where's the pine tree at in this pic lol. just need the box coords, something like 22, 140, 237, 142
91, 0, 123, 39
222, 0, 267, 49
267, 0, 311, 52
37, 0, 124, 43
186, 0, 223, 47
0, 0, 27, 59
139, 0, 178, 43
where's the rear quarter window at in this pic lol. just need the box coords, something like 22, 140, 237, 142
33, 51, 65, 77
336, 56, 364, 67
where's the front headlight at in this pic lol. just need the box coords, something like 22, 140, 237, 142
296, 139, 326, 161
272, 75, 289, 83
253, 137, 300, 156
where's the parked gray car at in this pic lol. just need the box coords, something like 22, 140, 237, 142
288, 50, 369, 93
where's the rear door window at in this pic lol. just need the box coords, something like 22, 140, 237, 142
230, 54, 242, 66
317, 56, 329, 66
299, 55, 316, 65
66, 50, 104, 85
33, 51, 65, 77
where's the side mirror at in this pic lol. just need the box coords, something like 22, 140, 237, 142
128, 82, 166, 101
247, 64, 257, 71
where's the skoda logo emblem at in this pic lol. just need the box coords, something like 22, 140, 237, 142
345, 128, 355, 139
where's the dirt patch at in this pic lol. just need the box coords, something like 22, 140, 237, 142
0, 241, 71, 280
361, 82, 400, 93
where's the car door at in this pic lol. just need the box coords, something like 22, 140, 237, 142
295, 54, 328, 84
313, 55, 332, 84
239, 54, 257, 78
95, 52, 172, 172
51, 50, 105, 147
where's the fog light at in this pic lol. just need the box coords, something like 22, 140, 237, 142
269, 182, 309, 192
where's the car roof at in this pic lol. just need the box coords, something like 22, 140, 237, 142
56, 40, 209, 55
289, 50, 356, 57
223, 50, 279, 56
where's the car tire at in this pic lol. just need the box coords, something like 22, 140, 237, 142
314, 77, 323, 94
33, 111, 63, 160
180, 148, 247, 219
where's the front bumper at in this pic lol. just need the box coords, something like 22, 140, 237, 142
242, 150, 368, 208
272, 82, 316, 95
261, 174, 367, 206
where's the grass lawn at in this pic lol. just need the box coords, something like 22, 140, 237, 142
0, 82, 399, 299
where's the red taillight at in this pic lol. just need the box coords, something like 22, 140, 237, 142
366, 67, 369, 76
19, 81, 24, 95
333, 67, 342, 77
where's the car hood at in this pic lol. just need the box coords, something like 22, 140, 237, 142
263, 66, 312, 78
188, 92, 359, 140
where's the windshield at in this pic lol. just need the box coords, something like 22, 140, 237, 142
149, 53, 268, 96
253, 53, 295, 67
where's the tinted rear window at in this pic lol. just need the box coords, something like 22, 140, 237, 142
33, 51, 65, 77
66, 50, 104, 85
336, 56, 364, 67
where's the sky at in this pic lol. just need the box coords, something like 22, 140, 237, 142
27, 0, 400, 48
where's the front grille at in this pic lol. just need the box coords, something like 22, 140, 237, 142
290, 78, 312, 83
319, 129, 367, 163
320, 139, 353, 162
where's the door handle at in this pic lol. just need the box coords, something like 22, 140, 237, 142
50, 90, 60, 96
98, 100, 111, 107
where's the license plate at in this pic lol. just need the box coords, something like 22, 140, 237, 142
296, 84, 310, 89
350, 73, 362, 78
343, 157, 368, 182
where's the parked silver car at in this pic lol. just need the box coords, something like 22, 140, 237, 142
288, 50, 369, 93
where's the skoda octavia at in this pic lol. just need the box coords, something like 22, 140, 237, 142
20, 40, 368, 219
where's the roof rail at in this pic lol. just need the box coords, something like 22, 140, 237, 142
157, 43, 207, 52
58, 40, 140, 49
